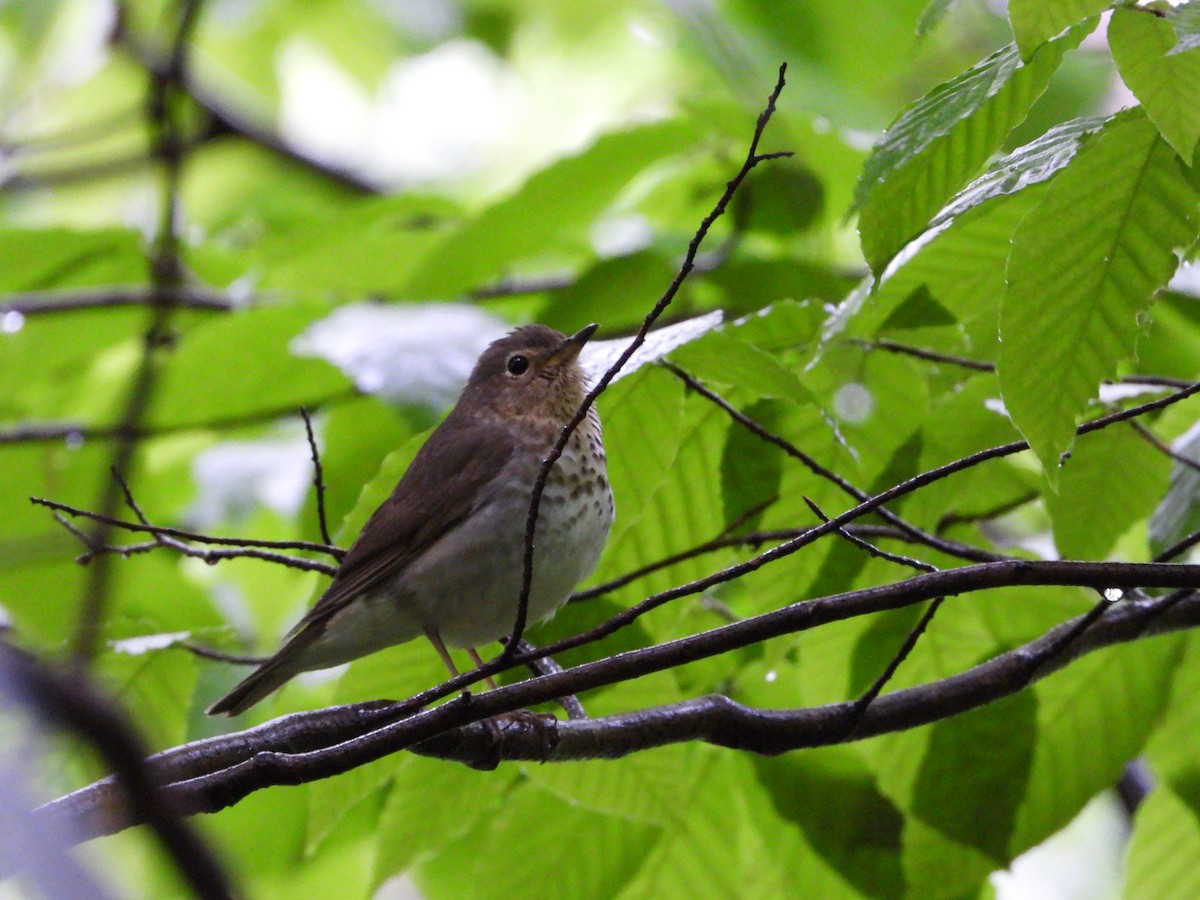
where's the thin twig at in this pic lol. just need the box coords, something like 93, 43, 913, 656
850, 598, 944, 719
179, 643, 268, 666
803, 496, 937, 573
32, 496, 341, 557
936, 491, 1039, 532
507, 63, 794, 658
513, 640, 587, 720
1155, 528, 1200, 564
300, 409, 334, 547
1130, 419, 1200, 476
0, 286, 237, 316
859, 339, 994, 372
665, 362, 1003, 564
0, 388, 359, 446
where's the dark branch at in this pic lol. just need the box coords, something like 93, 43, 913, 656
35, 565, 1200, 842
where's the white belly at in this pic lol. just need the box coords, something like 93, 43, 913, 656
397, 441, 613, 647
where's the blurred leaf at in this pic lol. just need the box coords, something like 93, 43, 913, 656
1169, 1, 1200, 55
402, 120, 703, 299
998, 111, 1200, 480
734, 163, 826, 234
148, 303, 351, 429
97, 644, 198, 750
1124, 785, 1200, 900
1110, 7, 1200, 160
916, 0, 962, 38
0, 228, 145, 291
538, 250, 679, 334
1008, 0, 1111, 59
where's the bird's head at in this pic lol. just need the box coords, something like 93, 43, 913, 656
462, 323, 597, 422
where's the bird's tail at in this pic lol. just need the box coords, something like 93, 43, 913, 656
206, 652, 303, 716
206, 626, 323, 716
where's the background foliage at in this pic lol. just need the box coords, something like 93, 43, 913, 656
3, 0, 1200, 897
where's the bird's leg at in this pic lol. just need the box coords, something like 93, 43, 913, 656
466, 646, 499, 690
425, 627, 463, 678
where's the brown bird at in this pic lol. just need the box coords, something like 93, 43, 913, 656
208, 324, 613, 716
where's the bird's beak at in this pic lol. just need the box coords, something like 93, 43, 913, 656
547, 323, 598, 365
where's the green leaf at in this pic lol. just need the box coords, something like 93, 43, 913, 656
374, 758, 520, 890
754, 749, 904, 899
97, 644, 198, 750
1110, 6, 1200, 160
1011, 633, 1182, 854
911, 682, 1037, 861
1046, 425, 1169, 559
720, 399, 784, 531
257, 196, 459, 295
417, 783, 658, 900
538, 250, 679, 335
999, 111, 1200, 481
1009, 0, 1112, 59
877, 285, 956, 330
856, 28, 1087, 274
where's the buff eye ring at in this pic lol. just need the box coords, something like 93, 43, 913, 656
506, 354, 530, 376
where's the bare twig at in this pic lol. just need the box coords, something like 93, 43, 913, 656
1155, 528, 1200, 565
32, 497, 342, 558
1130, 419, 1200, 476
0, 389, 359, 447
48, 509, 337, 574
665, 362, 1003, 564
803, 496, 937, 574
507, 63, 794, 657
179, 643, 268, 666
0, 286, 237, 316
300, 409, 334, 547
859, 339, 994, 372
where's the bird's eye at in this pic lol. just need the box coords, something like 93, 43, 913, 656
506, 354, 530, 376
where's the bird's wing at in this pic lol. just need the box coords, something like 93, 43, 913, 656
294, 414, 518, 632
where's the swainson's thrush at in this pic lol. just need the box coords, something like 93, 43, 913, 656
208, 324, 613, 716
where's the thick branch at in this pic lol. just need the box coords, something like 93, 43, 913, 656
36, 569, 1200, 842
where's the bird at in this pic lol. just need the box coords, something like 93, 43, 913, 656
207, 323, 614, 716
